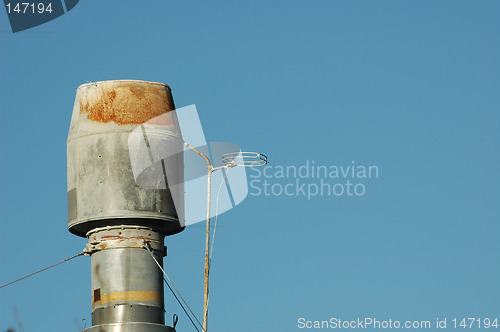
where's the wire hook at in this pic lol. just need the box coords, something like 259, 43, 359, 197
173, 314, 179, 328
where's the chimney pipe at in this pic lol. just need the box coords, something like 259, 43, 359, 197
67, 80, 183, 332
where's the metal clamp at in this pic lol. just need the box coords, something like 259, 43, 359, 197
85, 225, 164, 254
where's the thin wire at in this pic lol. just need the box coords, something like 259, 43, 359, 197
0, 251, 85, 289
145, 244, 204, 331
209, 167, 231, 263
163, 276, 200, 332
143, 243, 205, 332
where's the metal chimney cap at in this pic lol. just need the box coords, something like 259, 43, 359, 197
77, 79, 170, 89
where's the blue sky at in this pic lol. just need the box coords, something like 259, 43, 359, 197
0, 1, 499, 331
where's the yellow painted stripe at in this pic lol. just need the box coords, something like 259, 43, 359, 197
93, 291, 161, 306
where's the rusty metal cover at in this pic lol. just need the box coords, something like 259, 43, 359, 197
67, 80, 184, 237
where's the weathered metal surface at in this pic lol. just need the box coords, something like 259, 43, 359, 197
67, 80, 184, 237
89, 228, 165, 326
92, 305, 165, 325
79, 82, 173, 125
83, 322, 176, 332
86, 226, 164, 253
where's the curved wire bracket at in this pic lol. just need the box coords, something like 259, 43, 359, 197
221, 151, 268, 168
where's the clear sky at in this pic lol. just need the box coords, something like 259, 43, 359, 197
0, 1, 499, 331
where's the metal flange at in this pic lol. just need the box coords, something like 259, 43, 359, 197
85, 225, 165, 255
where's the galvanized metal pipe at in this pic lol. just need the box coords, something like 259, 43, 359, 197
85, 226, 174, 331
68, 80, 183, 332
67, 80, 184, 237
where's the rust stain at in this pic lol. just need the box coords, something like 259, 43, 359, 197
98, 235, 158, 241
101, 235, 124, 240
92, 290, 161, 306
96, 243, 108, 250
79, 82, 175, 125
93, 288, 101, 303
